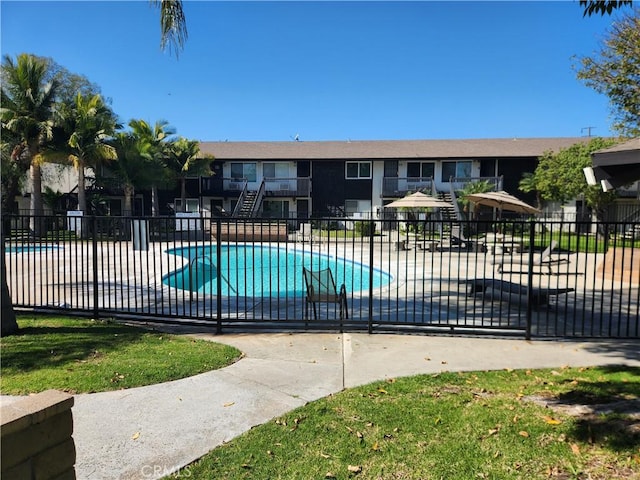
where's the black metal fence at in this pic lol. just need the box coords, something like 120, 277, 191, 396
3, 213, 639, 339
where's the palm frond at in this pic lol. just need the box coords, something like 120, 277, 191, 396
152, 0, 188, 57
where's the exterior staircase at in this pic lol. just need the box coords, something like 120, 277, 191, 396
236, 191, 259, 218
438, 192, 461, 222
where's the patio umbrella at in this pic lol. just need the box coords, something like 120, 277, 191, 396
385, 191, 452, 209
463, 190, 540, 217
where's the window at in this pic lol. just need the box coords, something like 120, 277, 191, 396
230, 163, 257, 182
346, 161, 372, 179
174, 198, 200, 212
442, 161, 472, 182
263, 162, 289, 178
407, 162, 435, 178
263, 200, 290, 218
345, 199, 371, 215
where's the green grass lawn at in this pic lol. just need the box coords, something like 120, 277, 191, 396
182, 366, 640, 480
0, 315, 241, 395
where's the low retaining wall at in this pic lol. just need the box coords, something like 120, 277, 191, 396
217, 222, 289, 242
1, 390, 76, 480
598, 247, 640, 286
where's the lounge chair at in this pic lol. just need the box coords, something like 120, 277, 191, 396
303, 267, 349, 321
491, 240, 569, 274
450, 225, 487, 252
297, 223, 312, 242
459, 278, 574, 308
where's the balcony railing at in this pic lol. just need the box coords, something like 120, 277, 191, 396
382, 177, 435, 197
200, 177, 310, 197
263, 177, 311, 197
448, 176, 503, 192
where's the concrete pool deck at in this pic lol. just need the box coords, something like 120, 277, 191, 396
56, 333, 640, 478
7, 235, 638, 338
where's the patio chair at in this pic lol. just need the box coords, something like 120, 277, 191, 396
450, 225, 486, 252
492, 240, 570, 274
303, 267, 349, 321
297, 223, 312, 242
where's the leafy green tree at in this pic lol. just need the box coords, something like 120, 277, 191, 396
531, 138, 618, 222
165, 137, 212, 212
0, 128, 30, 215
580, 0, 632, 16
1, 53, 58, 236
575, 8, 640, 136
55, 93, 119, 214
39, 56, 102, 104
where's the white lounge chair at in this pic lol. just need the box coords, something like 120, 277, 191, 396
491, 240, 569, 274
297, 223, 312, 242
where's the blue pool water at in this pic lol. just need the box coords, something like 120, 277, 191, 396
5, 245, 61, 253
163, 245, 392, 296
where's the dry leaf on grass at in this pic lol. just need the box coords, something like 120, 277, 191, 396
543, 415, 562, 425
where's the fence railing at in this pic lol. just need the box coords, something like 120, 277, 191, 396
3, 213, 638, 339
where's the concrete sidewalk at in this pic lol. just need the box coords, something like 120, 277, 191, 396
68, 333, 640, 479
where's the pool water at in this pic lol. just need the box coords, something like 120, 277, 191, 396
163, 245, 392, 296
5, 245, 61, 253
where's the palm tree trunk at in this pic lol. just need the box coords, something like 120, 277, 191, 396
77, 161, 87, 213
152, 185, 160, 216
123, 184, 134, 216
1, 222, 18, 336
29, 162, 45, 237
180, 178, 187, 212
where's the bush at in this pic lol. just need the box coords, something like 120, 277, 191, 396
355, 221, 376, 236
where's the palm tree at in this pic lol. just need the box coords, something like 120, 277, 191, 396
518, 172, 543, 211
129, 119, 175, 215
107, 132, 164, 216
153, 0, 188, 56
166, 137, 212, 212
1, 53, 58, 237
55, 93, 118, 213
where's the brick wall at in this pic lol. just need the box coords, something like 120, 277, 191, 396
1, 390, 76, 480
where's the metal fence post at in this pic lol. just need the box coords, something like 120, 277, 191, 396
215, 218, 222, 334
92, 216, 99, 320
368, 219, 375, 334
525, 220, 535, 340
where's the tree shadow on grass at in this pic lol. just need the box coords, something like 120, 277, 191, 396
550, 366, 640, 452
2, 322, 147, 374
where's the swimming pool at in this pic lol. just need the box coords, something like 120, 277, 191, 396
162, 245, 392, 297
5, 245, 61, 253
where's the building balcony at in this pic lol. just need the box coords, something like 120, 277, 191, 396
200, 177, 311, 197
382, 177, 435, 197
263, 177, 311, 197
447, 176, 503, 192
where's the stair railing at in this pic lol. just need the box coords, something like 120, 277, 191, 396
231, 179, 249, 217
250, 179, 266, 217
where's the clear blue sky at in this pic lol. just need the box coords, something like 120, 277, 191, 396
1, 1, 619, 142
